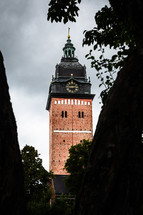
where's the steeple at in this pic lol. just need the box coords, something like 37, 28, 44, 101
62, 28, 77, 61
46, 31, 95, 111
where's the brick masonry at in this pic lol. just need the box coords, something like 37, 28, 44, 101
49, 97, 93, 175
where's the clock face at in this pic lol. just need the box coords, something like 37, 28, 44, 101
66, 80, 79, 93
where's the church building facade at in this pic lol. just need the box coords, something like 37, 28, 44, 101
46, 34, 95, 175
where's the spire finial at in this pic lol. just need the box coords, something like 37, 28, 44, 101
68, 27, 70, 38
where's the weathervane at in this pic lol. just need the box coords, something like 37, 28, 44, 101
68, 27, 70, 38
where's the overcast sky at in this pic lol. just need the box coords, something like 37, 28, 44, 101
0, 0, 109, 170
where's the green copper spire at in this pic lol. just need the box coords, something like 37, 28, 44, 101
63, 29, 76, 59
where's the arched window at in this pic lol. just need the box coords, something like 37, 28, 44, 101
61, 111, 67, 118
78, 111, 84, 118
82, 112, 84, 118
72, 50, 74, 57
65, 111, 67, 118
61, 111, 64, 118
78, 111, 81, 118
65, 50, 67, 57
68, 50, 71, 57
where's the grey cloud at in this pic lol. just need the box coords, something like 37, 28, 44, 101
0, 0, 109, 95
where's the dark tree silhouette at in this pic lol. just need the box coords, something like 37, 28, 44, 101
75, 39, 143, 215
0, 52, 26, 215
74, 1, 143, 214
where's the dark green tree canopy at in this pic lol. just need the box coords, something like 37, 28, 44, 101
47, 0, 81, 23
83, 5, 137, 103
64, 139, 92, 195
21, 145, 53, 202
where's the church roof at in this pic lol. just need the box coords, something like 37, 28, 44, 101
55, 61, 86, 78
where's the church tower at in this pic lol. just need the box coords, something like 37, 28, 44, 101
46, 32, 95, 175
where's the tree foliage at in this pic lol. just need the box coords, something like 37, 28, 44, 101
21, 145, 53, 215
50, 195, 74, 215
64, 139, 92, 195
83, 5, 137, 103
47, 0, 81, 23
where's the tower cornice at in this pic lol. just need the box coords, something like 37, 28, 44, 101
46, 92, 95, 111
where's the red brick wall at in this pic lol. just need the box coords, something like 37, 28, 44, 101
49, 97, 93, 175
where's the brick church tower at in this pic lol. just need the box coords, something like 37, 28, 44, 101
46, 33, 95, 175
